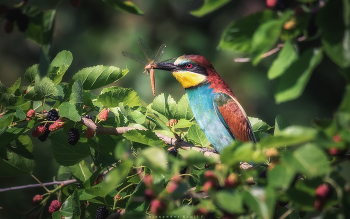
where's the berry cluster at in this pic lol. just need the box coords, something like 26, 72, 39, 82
49, 118, 65, 131
32, 125, 46, 138
38, 127, 50, 142
0, 6, 29, 34
26, 109, 35, 121
47, 109, 59, 121
99, 109, 109, 121
95, 206, 109, 219
68, 128, 80, 145
166, 119, 178, 127
314, 184, 332, 211
48, 200, 62, 214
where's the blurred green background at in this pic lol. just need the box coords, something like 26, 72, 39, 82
0, 0, 346, 218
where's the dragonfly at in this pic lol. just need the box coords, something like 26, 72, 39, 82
122, 37, 166, 96
122, 37, 167, 96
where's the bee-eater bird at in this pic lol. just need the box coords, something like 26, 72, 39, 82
155, 55, 256, 153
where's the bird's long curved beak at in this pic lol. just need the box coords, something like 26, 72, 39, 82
154, 63, 178, 72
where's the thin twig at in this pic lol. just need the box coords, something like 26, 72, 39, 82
234, 36, 306, 63
0, 179, 77, 193
31, 174, 50, 193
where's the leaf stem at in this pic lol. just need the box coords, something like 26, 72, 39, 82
31, 174, 50, 193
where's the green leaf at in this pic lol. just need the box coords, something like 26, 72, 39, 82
48, 50, 73, 85
259, 126, 317, 148
316, 0, 350, 68
137, 147, 167, 172
267, 164, 295, 190
103, 0, 143, 15
215, 190, 244, 214
174, 94, 194, 120
218, 10, 276, 53
58, 102, 82, 122
0, 113, 15, 129
34, 77, 59, 99
339, 85, 350, 113
49, 131, 91, 166
24, 64, 39, 84
282, 143, 331, 178
7, 78, 21, 94
72, 65, 128, 90
181, 149, 216, 166
125, 180, 150, 214
190, 0, 230, 17
251, 11, 293, 65
15, 107, 26, 120
187, 124, 210, 147
151, 93, 177, 119
7, 135, 35, 159
70, 79, 83, 116
68, 161, 92, 184
221, 142, 265, 165
268, 41, 298, 79
249, 117, 272, 133
123, 129, 166, 147
0, 152, 35, 177
275, 48, 323, 103
0, 120, 35, 146
52, 190, 80, 218
243, 187, 275, 219
97, 86, 140, 108
274, 114, 290, 135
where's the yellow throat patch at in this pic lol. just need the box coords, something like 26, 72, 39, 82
172, 71, 207, 88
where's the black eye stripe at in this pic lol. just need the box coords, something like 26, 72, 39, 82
179, 63, 208, 76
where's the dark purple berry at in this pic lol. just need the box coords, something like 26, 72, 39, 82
47, 109, 59, 121
167, 147, 178, 156
68, 128, 80, 145
83, 114, 92, 120
95, 206, 109, 219
38, 127, 50, 142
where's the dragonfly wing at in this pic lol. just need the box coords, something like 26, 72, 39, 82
154, 44, 166, 63
122, 51, 146, 64
138, 37, 153, 62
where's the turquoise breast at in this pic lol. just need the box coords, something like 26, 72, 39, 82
186, 83, 234, 153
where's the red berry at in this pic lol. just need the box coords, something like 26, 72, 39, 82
99, 109, 108, 121
204, 171, 217, 182
150, 199, 166, 215
26, 109, 35, 121
4, 20, 14, 33
70, 0, 81, 7
314, 184, 331, 211
84, 128, 94, 139
328, 148, 346, 156
32, 194, 42, 206
32, 125, 46, 137
333, 135, 342, 143
193, 207, 207, 216
143, 174, 152, 188
49, 119, 65, 132
48, 200, 62, 214
144, 189, 155, 201
166, 181, 178, 194
224, 173, 240, 188
0, 115, 2, 118
114, 194, 122, 203
169, 119, 178, 126
203, 181, 216, 193
266, 0, 277, 8
171, 174, 181, 183
94, 174, 103, 186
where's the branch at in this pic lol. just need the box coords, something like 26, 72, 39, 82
234, 36, 306, 63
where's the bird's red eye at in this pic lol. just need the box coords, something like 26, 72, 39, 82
186, 63, 193, 68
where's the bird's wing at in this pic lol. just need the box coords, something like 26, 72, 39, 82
213, 92, 256, 143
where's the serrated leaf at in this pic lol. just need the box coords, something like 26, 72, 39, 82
190, 0, 230, 17
215, 190, 244, 214
274, 114, 290, 135
268, 41, 298, 79
218, 10, 276, 53
68, 161, 92, 184
0, 120, 35, 146
259, 126, 317, 148
7, 135, 35, 159
0, 113, 15, 129
151, 93, 177, 119
275, 48, 323, 103
221, 141, 265, 165
249, 117, 271, 133
48, 50, 73, 85
251, 11, 293, 65
24, 64, 39, 84
97, 86, 140, 107
49, 131, 91, 166
70, 79, 83, 116
123, 129, 166, 147
58, 102, 81, 122
187, 124, 210, 147
0, 153, 35, 177
15, 107, 26, 120
267, 164, 295, 190
174, 94, 194, 120
282, 143, 331, 178
52, 190, 80, 218
34, 77, 59, 99
72, 65, 128, 90
7, 78, 21, 94
137, 147, 167, 172
103, 0, 143, 15
243, 187, 275, 219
